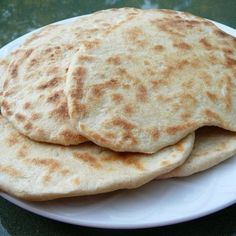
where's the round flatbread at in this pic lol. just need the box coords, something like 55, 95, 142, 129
0, 116, 194, 201
1, 8, 137, 145
66, 8, 236, 153
1, 47, 87, 145
161, 127, 236, 178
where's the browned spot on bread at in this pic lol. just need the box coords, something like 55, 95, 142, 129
146, 69, 156, 76
49, 102, 69, 120
66, 44, 74, 50
123, 104, 134, 115
81, 39, 100, 50
173, 42, 192, 50
199, 38, 212, 50
181, 112, 191, 120
16, 144, 28, 158
153, 45, 164, 51
59, 129, 86, 142
9, 64, 18, 78
31, 113, 41, 120
144, 60, 151, 66
162, 65, 175, 78
78, 55, 95, 62
29, 58, 38, 67
105, 132, 116, 139
136, 84, 147, 102
73, 178, 80, 185
1, 100, 12, 115
80, 123, 109, 143
21, 48, 34, 61
47, 90, 62, 103
151, 80, 159, 89
224, 56, 236, 67
206, 91, 217, 102
176, 59, 190, 70
70, 67, 86, 108
117, 68, 136, 82
0, 165, 22, 177
103, 153, 144, 170
106, 56, 121, 65
23, 102, 32, 109
214, 29, 229, 38
112, 93, 123, 103
135, 40, 147, 47
150, 18, 185, 37
171, 153, 177, 158
73, 152, 101, 169
122, 133, 138, 146
60, 169, 70, 176
222, 76, 233, 111
6, 133, 19, 146
24, 122, 33, 131
4, 90, 15, 97
223, 48, 233, 55
3, 80, 9, 89
15, 113, 26, 122
42, 174, 51, 184
149, 128, 159, 140
166, 122, 196, 135
112, 117, 135, 130
125, 27, 143, 41
36, 128, 46, 139
29, 158, 61, 172
161, 160, 170, 166
122, 84, 131, 89
72, 103, 87, 118
91, 79, 118, 97
207, 54, 217, 64
91, 87, 102, 97
47, 66, 59, 75
37, 77, 60, 90
203, 109, 222, 122
176, 142, 184, 152
181, 80, 194, 90
200, 72, 212, 86
180, 93, 197, 105
110, 118, 138, 146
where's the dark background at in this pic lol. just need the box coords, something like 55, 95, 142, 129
0, 0, 236, 235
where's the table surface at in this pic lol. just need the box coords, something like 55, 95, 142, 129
0, 0, 236, 235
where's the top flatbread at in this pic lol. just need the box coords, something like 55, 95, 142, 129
0, 115, 194, 201
66, 8, 236, 153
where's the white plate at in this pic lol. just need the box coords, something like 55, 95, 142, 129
0, 16, 236, 229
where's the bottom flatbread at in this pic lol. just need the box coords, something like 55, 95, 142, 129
161, 127, 236, 178
0, 116, 194, 201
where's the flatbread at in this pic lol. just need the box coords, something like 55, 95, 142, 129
0, 57, 11, 105
1, 46, 87, 145
0, 116, 194, 201
1, 8, 137, 145
161, 127, 236, 178
66, 8, 236, 153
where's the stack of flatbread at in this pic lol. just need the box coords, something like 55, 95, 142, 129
0, 8, 235, 201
